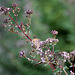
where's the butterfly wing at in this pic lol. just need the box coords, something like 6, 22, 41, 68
32, 38, 40, 49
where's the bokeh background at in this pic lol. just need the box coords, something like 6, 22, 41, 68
0, 0, 75, 75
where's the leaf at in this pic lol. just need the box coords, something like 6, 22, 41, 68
63, 66, 69, 70
54, 68, 60, 73
54, 50, 60, 53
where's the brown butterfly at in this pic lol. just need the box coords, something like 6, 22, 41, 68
32, 38, 40, 50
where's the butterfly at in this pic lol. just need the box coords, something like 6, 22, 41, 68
32, 38, 40, 49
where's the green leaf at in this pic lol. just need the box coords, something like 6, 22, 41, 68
54, 50, 60, 53
63, 66, 69, 69
54, 68, 60, 73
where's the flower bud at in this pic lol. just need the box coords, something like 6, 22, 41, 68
19, 51, 25, 57
25, 9, 33, 15
3, 19, 8, 23
12, 3, 18, 8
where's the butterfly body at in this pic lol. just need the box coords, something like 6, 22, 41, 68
32, 38, 40, 49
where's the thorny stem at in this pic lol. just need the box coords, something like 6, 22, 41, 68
8, 14, 32, 41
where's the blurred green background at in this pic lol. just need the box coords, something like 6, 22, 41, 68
0, 0, 75, 75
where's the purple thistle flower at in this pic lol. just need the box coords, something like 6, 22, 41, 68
51, 30, 58, 36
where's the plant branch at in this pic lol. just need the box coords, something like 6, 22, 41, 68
8, 14, 32, 41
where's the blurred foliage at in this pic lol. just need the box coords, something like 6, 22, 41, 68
0, 0, 75, 75
34, 0, 75, 51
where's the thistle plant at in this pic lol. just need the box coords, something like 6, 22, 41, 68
0, 3, 75, 75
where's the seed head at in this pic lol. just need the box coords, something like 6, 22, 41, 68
25, 9, 33, 14
0, 6, 5, 12
3, 19, 8, 23
3, 8, 11, 15
12, 3, 18, 8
